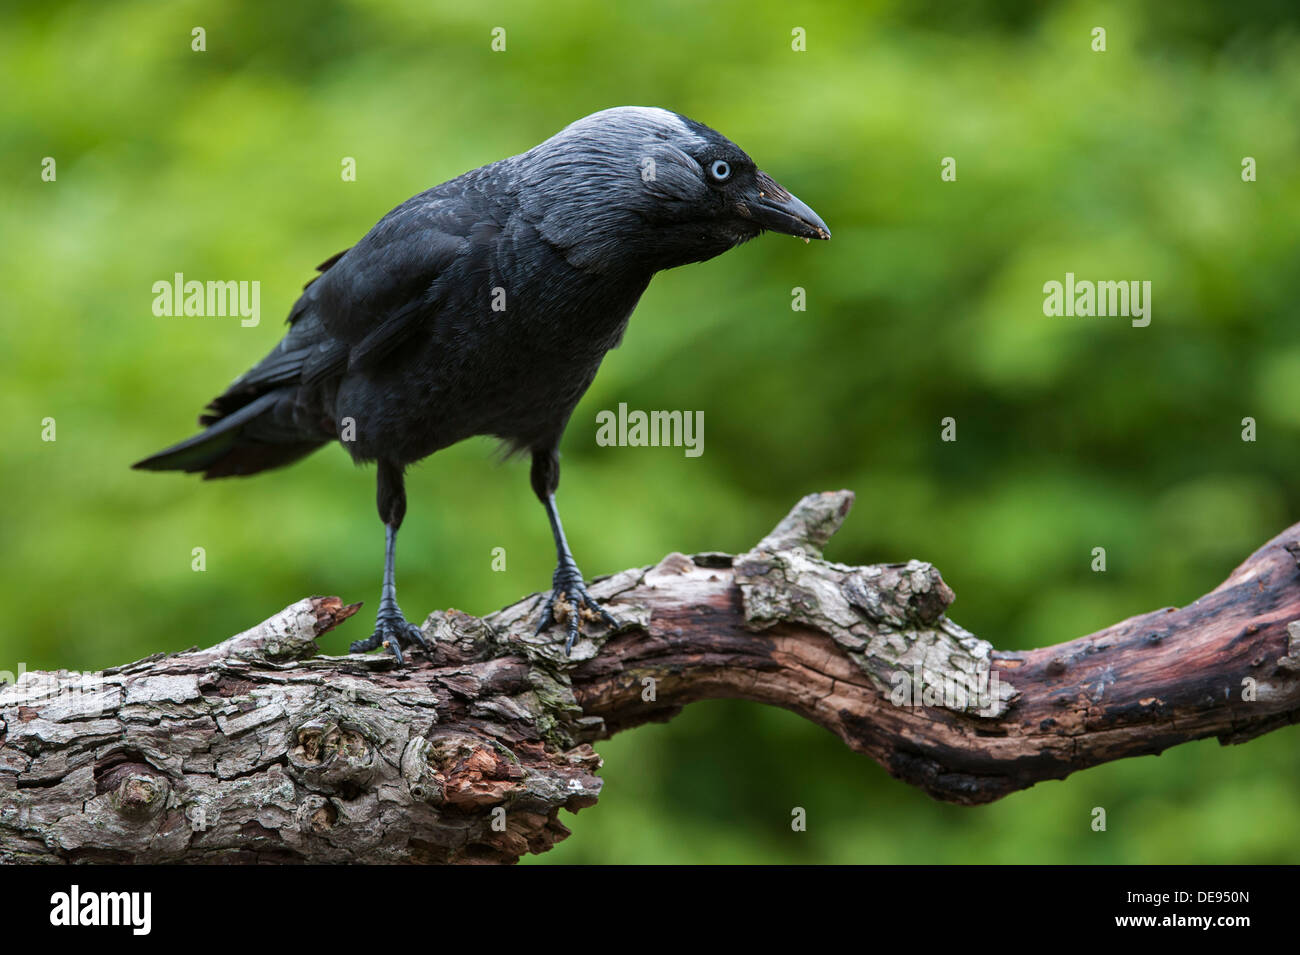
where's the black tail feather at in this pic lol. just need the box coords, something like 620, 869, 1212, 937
132, 392, 324, 478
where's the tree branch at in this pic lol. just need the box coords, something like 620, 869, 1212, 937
3, 490, 1298, 863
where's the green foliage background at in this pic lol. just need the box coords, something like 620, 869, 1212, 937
3, 0, 1298, 863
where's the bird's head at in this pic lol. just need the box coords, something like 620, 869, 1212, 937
516, 106, 830, 273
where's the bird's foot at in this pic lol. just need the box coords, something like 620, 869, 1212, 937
350, 604, 430, 664
535, 561, 618, 655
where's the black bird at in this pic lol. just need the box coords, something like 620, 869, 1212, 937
134, 106, 830, 660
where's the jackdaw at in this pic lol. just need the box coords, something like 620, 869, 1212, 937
134, 106, 830, 660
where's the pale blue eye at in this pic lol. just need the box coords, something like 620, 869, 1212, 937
709, 159, 732, 182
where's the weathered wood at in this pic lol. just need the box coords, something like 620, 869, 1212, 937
2, 490, 1298, 863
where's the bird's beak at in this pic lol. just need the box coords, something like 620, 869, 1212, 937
745, 170, 831, 241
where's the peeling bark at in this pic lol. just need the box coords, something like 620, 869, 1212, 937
3, 490, 1298, 863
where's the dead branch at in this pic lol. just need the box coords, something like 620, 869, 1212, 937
3, 490, 1297, 863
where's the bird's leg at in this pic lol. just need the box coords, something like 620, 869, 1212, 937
349, 524, 430, 663
535, 493, 619, 653
350, 461, 429, 663
530, 449, 617, 654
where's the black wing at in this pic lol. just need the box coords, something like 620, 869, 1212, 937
202, 175, 501, 424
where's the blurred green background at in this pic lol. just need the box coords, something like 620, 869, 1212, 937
3, 0, 1299, 863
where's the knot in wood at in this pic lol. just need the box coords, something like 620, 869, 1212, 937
113, 773, 168, 820
288, 716, 376, 793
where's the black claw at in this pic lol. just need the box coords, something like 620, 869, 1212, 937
405, 621, 431, 651
565, 611, 581, 656
351, 607, 428, 664
535, 567, 618, 655
534, 593, 557, 637
387, 637, 407, 666
349, 632, 384, 653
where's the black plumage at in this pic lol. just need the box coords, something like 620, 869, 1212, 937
134, 106, 830, 659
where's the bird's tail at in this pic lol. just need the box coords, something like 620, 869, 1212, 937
132, 390, 326, 479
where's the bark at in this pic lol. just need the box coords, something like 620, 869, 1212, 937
2, 490, 1298, 863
